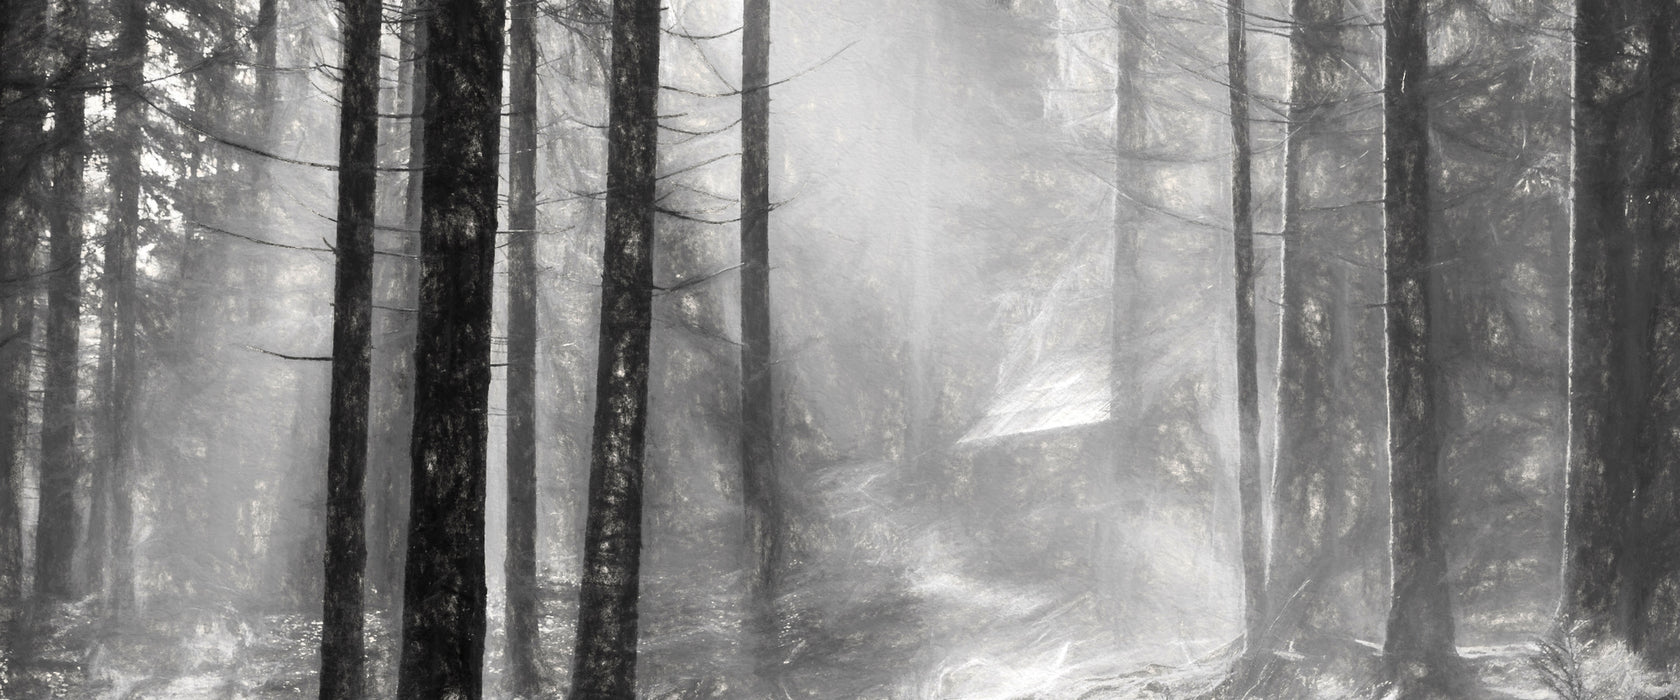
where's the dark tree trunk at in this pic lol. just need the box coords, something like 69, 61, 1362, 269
1381, 0, 1457, 690
0, 0, 50, 609
394, 0, 502, 688
105, 0, 146, 617
1628, 0, 1680, 666
319, 0, 380, 693
739, 0, 781, 672
0, 236, 32, 610
567, 0, 661, 696
1225, 0, 1263, 662
1266, 0, 1386, 659
503, 0, 540, 690
1563, 0, 1646, 640
35, 0, 88, 602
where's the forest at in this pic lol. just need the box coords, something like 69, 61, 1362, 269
0, 0, 1675, 696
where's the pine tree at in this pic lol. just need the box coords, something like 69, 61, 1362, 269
568, 0, 663, 695
503, 0, 541, 688
739, 0, 782, 673
394, 0, 504, 689
1381, 0, 1458, 691
319, 0, 381, 691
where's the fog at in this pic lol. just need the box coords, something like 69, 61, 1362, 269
3, 0, 1651, 696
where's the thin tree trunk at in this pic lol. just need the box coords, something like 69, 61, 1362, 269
567, 0, 661, 695
1381, 0, 1456, 691
319, 0, 380, 692
1563, 0, 1644, 640
1110, 0, 1144, 465
739, 0, 780, 673
394, 0, 502, 688
503, 0, 540, 689
1225, 0, 1263, 662
250, 0, 278, 185
0, 243, 32, 610
1628, 0, 1680, 666
35, 0, 88, 601
88, 160, 114, 605
106, 0, 146, 617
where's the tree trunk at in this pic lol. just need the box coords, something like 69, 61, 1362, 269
503, 0, 540, 689
0, 0, 50, 609
105, 0, 146, 617
319, 0, 380, 692
35, 0, 88, 601
567, 0, 661, 695
394, 0, 502, 689
1628, 0, 1680, 666
739, 0, 781, 672
1381, 0, 1457, 690
1266, 0, 1386, 658
1110, 0, 1144, 467
1563, 0, 1646, 640
249, 0, 278, 185
1225, 0, 1263, 661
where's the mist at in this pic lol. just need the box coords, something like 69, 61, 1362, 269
3, 0, 1671, 696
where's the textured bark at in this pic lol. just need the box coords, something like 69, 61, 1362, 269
1266, 0, 1386, 654
35, 0, 88, 601
1225, 0, 1263, 660
1563, 0, 1645, 641
1628, 0, 1680, 666
393, 0, 503, 689
319, 0, 380, 693
739, 0, 781, 670
105, 0, 146, 617
1381, 0, 1457, 689
503, 0, 540, 690
567, 0, 661, 696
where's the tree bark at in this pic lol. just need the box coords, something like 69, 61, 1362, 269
739, 0, 781, 672
567, 0, 661, 696
393, 0, 502, 690
319, 0, 380, 693
1266, 0, 1386, 657
1563, 0, 1645, 640
1225, 0, 1263, 662
1381, 0, 1457, 691
503, 0, 540, 690
1628, 0, 1680, 666
105, 0, 146, 617
35, 0, 88, 602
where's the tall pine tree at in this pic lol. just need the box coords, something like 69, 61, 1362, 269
568, 0, 662, 695
395, 0, 503, 689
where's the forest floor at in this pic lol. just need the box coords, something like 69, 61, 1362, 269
0, 600, 1606, 698
3, 588, 1651, 699
0, 592, 1663, 699
0, 457, 1656, 699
